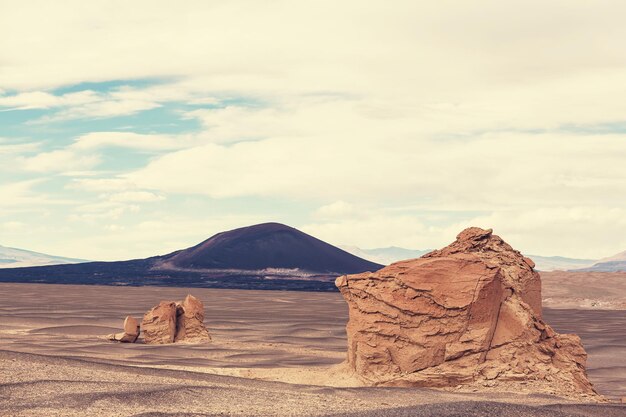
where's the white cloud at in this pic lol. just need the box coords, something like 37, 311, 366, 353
106, 191, 164, 203
0, 179, 72, 209
17, 131, 199, 175
128, 101, 626, 208
0, 221, 25, 231
184, 106, 289, 144
54, 214, 269, 260
69, 200, 142, 222
314, 201, 355, 219
1, 1, 625, 117
0, 88, 159, 121
72, 131, 194, 151
20, 150, 100, 173
67, 177, 137, 192
0, 140, 40, 155
303, 206, 626, 260
0, 90, 104, 110
0, 80, 221, 123
42, 98, 159, 121
104, 224, 125, 232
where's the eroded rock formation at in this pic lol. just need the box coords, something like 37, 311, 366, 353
138, 295, 212, 344
106, 295, 212, 344
174, 294, 212, 343
107, 316, 140, 343
142, 301, 178, 344
336, 227, 599, 400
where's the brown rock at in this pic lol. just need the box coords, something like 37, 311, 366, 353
336, 227, 600, 400
123, 315, 140, 335
106, 315, 140, 343
174, 294, 211, 343
141, 301, 177, 344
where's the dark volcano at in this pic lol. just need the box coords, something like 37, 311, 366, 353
0, 223, 382, 291
159, 222, 381, 273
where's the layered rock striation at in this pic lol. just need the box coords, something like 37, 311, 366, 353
336, 227, 598, 399
142, 301, 178, 344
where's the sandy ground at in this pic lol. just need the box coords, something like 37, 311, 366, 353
1, 282, 625, 416
541, 271, 626, 309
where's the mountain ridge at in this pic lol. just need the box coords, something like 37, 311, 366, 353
0, 223, 382, 291
341, 245, 599, 271
0, 244, 87, 269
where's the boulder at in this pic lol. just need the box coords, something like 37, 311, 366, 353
336, 227, 599, 400
141, 301, 177, 344
174, 294, 211, 343
106, 316, 140, 343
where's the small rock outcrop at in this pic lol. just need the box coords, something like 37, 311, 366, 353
174, 294, 212, 343
106, 294, 212, 345
141, 301, 178, 344
107, 316, 140, 343
336, 227, 599, 400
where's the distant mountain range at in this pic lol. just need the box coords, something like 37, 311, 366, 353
519, 255, 597, 272
0, 223, 382, 291
340, 246, 600, 272
2, 224, 625, 292
339, 246, 431, 266
0, 245, 86, 269
576, 250, 626, 272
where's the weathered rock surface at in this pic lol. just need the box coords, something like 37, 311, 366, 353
141, 301, 177, 344
107, 315, 140, 343
174, 294, 211, 343
336, 227, 599, 400
137, 295, 211, 344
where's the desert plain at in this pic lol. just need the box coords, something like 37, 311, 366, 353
1, 278, 625, 417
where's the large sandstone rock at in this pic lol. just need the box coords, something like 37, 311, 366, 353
174, 294, 211, 343
336, 227, 599, 400
107, 315, 140, 343
141, 301, 177, 344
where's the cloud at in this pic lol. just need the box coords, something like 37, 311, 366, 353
106, 191, 164, 203
0, 179, 72, 209
17, 131, 199, 175
104, 224, 125, 232
0, 88, 159, 121
127, 99, 626, 209
2, 1, 626, 117
72, 131, 194, 151
20, 150, 100, 173
303, 206, 626, 259
314, 201, 355, 219
0, 140, 40, 155
41, 98, 160, 122
57, 213, 269, 260
0, 90, 98, 110
184, 106, 289, 144
67, 177, 137, 192
66, 188, 164, 227
0, 221, 25, 232
2, 1, 626, 260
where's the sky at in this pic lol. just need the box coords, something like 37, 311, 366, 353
1, 0, 626, 261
